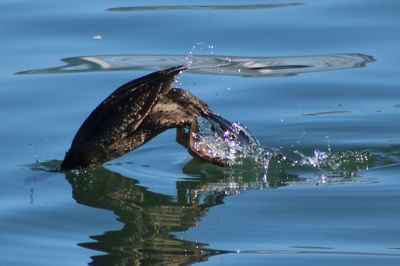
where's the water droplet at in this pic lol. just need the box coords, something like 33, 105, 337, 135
194, 116, 268, 166
185, 42, 216, 68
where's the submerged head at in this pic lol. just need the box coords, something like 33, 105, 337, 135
188, 112, 265, 166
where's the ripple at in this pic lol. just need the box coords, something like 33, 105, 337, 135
302, 110, 352, 116
17, 53, 374, 77
31, 147, 377, 203
237, 248, 400, 256
106, 3, 302, 12
107, 145, 189, 178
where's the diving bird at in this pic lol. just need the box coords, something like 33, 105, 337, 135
61, 66, 257, 170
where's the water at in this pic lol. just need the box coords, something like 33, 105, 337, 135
1, 0, 400, 265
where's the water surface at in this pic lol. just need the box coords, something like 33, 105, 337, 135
1, 0, 400, 265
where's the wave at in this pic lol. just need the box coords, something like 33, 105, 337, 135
17, 53, 374, 77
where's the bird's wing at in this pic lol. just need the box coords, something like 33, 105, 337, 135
70, 66, 186, 148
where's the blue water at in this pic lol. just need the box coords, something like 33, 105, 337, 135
1, 0, 400, 265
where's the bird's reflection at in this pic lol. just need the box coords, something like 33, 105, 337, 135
61, 150, 372, 265
63, 156, 292, 265
66, 167, 213, 265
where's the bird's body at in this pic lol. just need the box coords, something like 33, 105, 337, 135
61, 66, 256, 170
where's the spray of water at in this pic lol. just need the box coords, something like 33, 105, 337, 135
194, 115, 372, 176
28, 144, 40, 166
194, 115, 275, 168
293, 149, 371, 172
188, 117, 374, 200
185, 42, 215, 68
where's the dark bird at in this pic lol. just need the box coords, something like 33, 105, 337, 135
61, 66, 257, 170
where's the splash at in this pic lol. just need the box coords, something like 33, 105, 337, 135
194, 115, 273, 167
293, 149, 372, 172
185, 42, 215, 68
194, 114, 372, 179
28, 144, 40, 166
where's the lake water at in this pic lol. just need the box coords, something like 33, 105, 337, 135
1, 0, 400, 265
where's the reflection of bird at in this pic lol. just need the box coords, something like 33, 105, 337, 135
61, 66, 255, 170
65, 164, 217, 265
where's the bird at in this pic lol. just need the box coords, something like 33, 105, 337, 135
61, 66, 257, 170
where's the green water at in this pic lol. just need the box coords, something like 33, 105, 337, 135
1, 0, 400, 265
